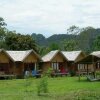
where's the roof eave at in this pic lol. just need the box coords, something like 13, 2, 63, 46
0, 49, 14, 62
22, 49, 42, 62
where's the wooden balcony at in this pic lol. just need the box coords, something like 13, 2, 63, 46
0, 71, 16, 79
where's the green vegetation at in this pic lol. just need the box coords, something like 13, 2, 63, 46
37, 76, 48, 96
5, 32, 38, 52
1, 17, 100, 55
63, 39, 78, 51
0, 77, 99, 100
32, 26, 100, 55
0, 17, 38, 52
93, 35, 100, 51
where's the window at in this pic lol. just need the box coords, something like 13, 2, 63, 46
78, 64, 87, 70
52, 62, 59, 70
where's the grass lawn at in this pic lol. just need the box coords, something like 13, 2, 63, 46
0, 77, 100, 100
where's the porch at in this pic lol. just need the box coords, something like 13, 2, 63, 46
23, 62, 42, 78
0, 63, 16, 79
50, 62, 69, 77
76, 55, 100, 81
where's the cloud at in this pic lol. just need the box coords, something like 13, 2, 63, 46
0, 0, 100, 37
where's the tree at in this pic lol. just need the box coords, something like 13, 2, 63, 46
39, 46, 50, 56
92, 35, 100, 51
63, 39, 79, 51
78, 27, 99, 53
67, 25, 80, 35
49, 43, 60, 51
5, 31, 38, 52
0, 17, 7, 27
0, 17, 7, 49
0, 17, 7, 39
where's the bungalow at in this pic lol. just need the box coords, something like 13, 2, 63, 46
42, 50, 68, 75
91, 51, 100, 71
6, 50, 41, 77
77, 51, 100, 75
62, 51, 86, 74
0, 49, 14, 77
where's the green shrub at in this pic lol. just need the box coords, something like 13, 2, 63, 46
46, 67, 53, 76
37, 76, 48, 96
69, 70, 76, 76
96, 71, 100, 78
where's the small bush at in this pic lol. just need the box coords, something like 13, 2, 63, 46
96, 71, 100, 78
69, 70, 76, 76
46, 67, 53, 77
37, 76, 48, 96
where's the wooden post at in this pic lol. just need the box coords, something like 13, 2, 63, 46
51, 62, 52, 69
57, 62, 59, 70
97, 62, 99, 69
78, 64, 80, 81
14, 62, 16, 75
56, 61, 58, 71
92, 56, 95, 78
84, 64, 85, 71
35, 63, 37, 71
22, 63, 24, 76
87, 64, 88, 75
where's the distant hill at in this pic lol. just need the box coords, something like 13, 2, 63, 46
31, 27, 100, 52
31, 33, 77, 46
31, 33, 47, 46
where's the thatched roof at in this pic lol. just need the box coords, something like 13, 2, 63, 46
91, 51, 100, 58
77, 51, 100, 64
7, 49, 41, 62
62, 51, 84, 62
0, 49, 14, 62
42, 50, 68, 62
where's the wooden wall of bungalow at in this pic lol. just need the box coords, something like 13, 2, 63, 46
77, 63, 94, 73
68, 52, 86, 73
42, 52, 68, 73
0, 50, 14, 75
14, 52, 41, 76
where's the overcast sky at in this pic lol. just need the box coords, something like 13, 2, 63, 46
0, 0, 100, 37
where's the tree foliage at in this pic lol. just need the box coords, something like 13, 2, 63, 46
0, 17, 8, 48
5, 31, 38, 52
92, 35, 100, 51
63, 39, 79, 51
49, 43, 60, 50
0, 17, 38, 52
78, 27, 97, 52
0, 17, 7, 27
39, 46, 50, 56
1, 17, 100, 54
